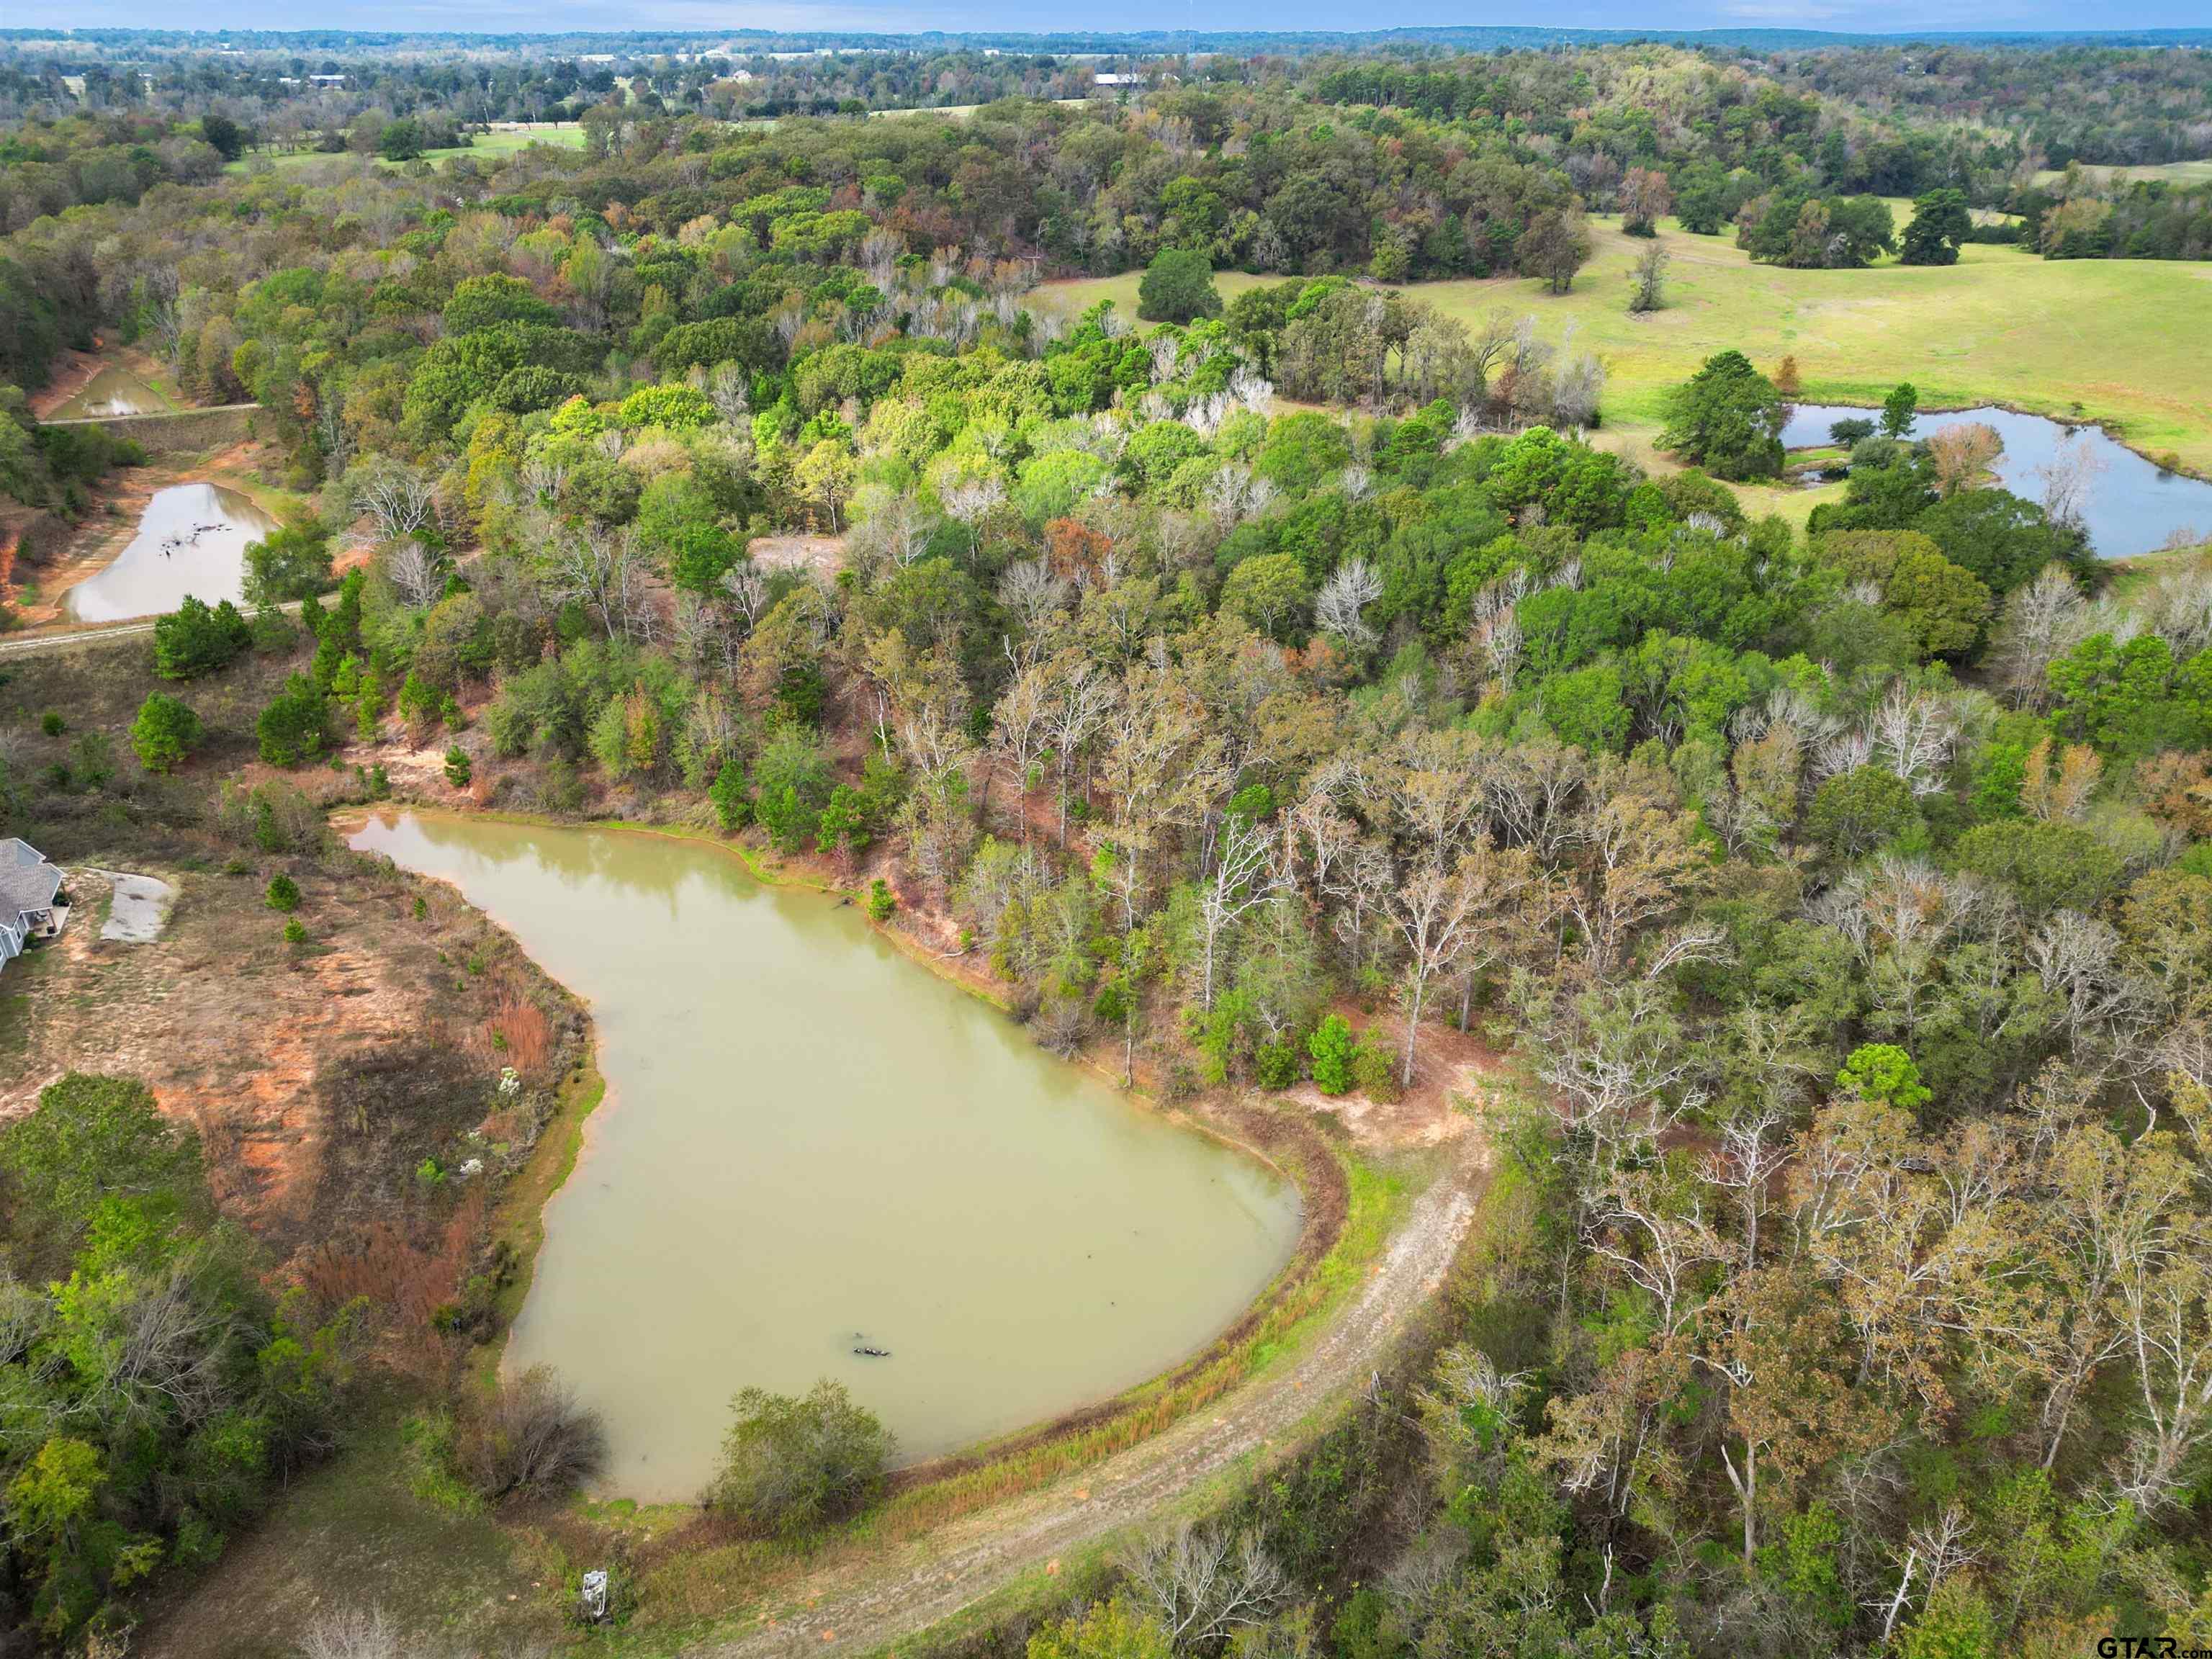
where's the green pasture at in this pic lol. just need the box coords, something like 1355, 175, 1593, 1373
1034, 214, 2212, 477
227, 124, 585, 176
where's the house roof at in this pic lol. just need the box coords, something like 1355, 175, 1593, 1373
0, 838, 61, 916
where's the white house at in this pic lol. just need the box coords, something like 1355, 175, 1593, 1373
0, 838, 67, 974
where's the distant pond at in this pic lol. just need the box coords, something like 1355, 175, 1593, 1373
1781, 403, 2212, 559
46, 364, 174, 421
348, 811, 1302, 1502
64, 482, 276, 624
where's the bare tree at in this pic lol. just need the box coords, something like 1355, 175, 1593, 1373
1122, 1523, 1291, 1653
1387, 848, 1519, 1087
2113, 1229, 2212, 1514
464, 1363, 608, 1500
940, 476, 1006, 562
1043, 653, 1113, 843
1990, 565, 2090, 709
351, 458, 436, 544
1564, 792, 1707, 978
2036, 431, 2107, 534
707, 360, 751, 426
719, 562, 768, 636
547, 523, 649, 640
384, 540, 446, 610
990, 664, 1053, 839
1866, 684, 1961, 799
853, 490, 936, 572
999, 558, 1071, 642
1584, 1162, 1727, 1339
1195, 811, 1285, 1010
1313, 557, 1384, 647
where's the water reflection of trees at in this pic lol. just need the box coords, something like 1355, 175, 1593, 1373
403, 814, 754, 925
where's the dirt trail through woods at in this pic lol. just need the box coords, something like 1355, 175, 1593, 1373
683, 1149, 1483, 1659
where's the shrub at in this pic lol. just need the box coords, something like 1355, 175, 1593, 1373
266, 873, 301, 912
709, 756, 750, 832
1352, 1034, 1402, 1102
1954, 818, 2124, 916
709, 1379, 893, 1532
1308, 1015, 1356, 1095
751, 727, 833, 853
153, 595, 252, 680
73, 731, 114, 790
256, 673, 331, 767
243, 521, 333, 604
1660, 350, 1785, 482
444, 745, 473, 788
866, 878, 896, 922
461, 1365, 607, 1502
1836, 1043, 1933, 1113
300, 1604, 403, 1659
39, 710, 63, 736
1807, 766, 1919, 860
130, 692, 202, 773
283, 918, 307, 946
1028, 1598, 1174, 1659
1136, 247, 1222, 324
218, 778, 324, 854
1254, 1038, 1300, 1089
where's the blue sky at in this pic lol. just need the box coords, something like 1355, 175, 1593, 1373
24, 0, 2212, 35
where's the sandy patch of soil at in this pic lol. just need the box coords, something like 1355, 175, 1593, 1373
747, 532, 846, 576
87, 868, 179, 942
0, 836, 570, 1259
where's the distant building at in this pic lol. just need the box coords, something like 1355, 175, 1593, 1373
0, 839, 68, 975
1091, 73, 1146, 89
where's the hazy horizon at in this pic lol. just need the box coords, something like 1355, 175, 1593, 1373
11, 6, 2212, 40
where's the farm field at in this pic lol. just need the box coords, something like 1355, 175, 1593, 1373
2034, 159, 2212, 186
1034, 213, 2212, 476
227, 123, 585, 174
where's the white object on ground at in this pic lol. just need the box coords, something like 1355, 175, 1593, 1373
93, 871, 177, 943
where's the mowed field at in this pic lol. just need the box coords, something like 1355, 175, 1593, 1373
2034, 160, 2212, 187
227, 124, 585, 175
1033, 215, 2212, 482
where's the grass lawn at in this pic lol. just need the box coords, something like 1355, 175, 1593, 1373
1033, 215, 2212, 477
2106, 538, 2212, 607
138, 1391, 568, 1659
2034, 161, 2212, 188
227, 125, 585, 176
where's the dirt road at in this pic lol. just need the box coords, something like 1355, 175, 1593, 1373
0, 597, 308, 659
685, 1152, 1482, 1659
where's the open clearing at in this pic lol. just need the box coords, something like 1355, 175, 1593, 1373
1035, 214, 2212, 477
2034, 160, 2212, 187
228, 125, 585, 175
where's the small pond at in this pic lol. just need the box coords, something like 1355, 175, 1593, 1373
46, 364, 174, 421
348, 811, 1303, 1501
64, 482, 276, 624
1781, 403, 2212, 559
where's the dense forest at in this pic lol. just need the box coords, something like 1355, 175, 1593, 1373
5, 31, 2212, 1655
6, 51, 2212, 385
